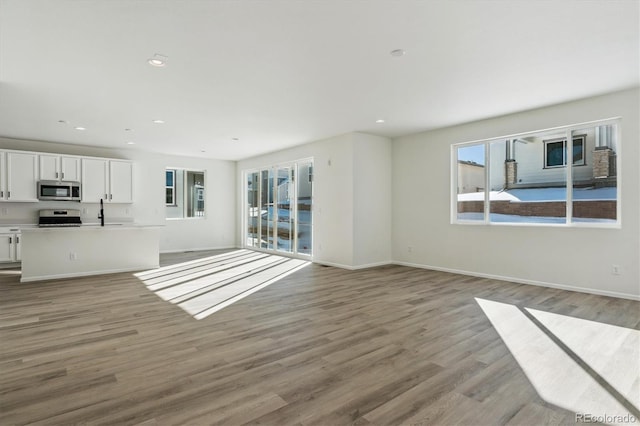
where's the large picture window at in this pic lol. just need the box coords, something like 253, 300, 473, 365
453, 119, 619, 226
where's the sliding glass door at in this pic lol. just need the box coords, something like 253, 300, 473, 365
296, 161, 313, 255
244, 159, 312, 258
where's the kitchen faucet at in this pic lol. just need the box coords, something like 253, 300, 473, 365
98, 198, 105, 226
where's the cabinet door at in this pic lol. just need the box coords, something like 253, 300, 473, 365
61, 156, 81, 181
0, 234, 14, 262
81, 158, 109, 203
15, 233, 21, 262
6, 152, 38, 202
0, 151, 6, 200
109, 160, 133, 203
39, 154, 60, 180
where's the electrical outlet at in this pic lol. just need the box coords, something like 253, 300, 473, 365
0, 207, 8, 216
82, 208, 88, 215
407, 246, 413, 253
612, 265, 621, 275
69, 252, 78, 261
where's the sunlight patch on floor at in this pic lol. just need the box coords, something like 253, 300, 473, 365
135, 250, 310, 319
476, 298, 639, 424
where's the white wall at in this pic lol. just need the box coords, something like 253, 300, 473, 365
237, 132, 392, 269
353, 133, 392, 267
0, 138, 236, 253
393, 88, 639, 299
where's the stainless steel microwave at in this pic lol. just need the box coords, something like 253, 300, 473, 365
37, 181, 81, 201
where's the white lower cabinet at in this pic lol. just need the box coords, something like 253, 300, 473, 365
0, 232, 21, 263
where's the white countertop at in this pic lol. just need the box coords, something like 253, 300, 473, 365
17, 223, 163, 232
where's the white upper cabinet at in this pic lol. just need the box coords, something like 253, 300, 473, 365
39, 154, 59, 180
5, 152, 38, 202
82, 158, 133, 203
61, 156, 81, 181
0, 149, 133, 204
109, 160, 133, 203
81, 158, 109, 203
40, 154, 81, 181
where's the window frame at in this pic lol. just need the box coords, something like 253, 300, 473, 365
165, 167, 206, 220
451, 118, 621, 228
242, 157, 314, 259
165, 169, 176, 206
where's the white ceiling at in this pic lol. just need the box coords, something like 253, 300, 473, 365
1, 0, 638, 161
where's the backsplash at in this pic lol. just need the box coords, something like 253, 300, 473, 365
0, 200, 135, 225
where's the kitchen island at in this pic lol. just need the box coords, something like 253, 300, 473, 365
20, 224, 161, 282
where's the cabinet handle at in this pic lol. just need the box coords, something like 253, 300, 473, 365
16, 236, 19, 244
62, 172, 65, 179
56, 172, 59, 178
9, 237, 12, 244
0, 191, 3, 198
109, 194, 113, 200
7, 191, 10, 199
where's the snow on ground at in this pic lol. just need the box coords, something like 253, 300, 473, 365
458, 186, 616, 202
458, 212, 615, 224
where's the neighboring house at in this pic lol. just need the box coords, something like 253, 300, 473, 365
457, 160, 485, 194
489, 124, 617, 191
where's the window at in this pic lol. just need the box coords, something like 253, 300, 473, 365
453, 119, 619, 226
165, 169, 176, 205
544, 135, 586, 168
165, 168, 205, 219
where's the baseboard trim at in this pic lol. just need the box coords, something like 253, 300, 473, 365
160, 246, 238, 254
313, 260, 392, 270
392, 261, 640, 301
20, 265, 160, 283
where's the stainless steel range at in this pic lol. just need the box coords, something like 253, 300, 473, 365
38, 209, 82, 227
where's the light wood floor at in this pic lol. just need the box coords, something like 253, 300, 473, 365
1, 249, 638, 425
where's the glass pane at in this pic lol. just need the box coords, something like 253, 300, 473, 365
166, 169, 184, 218
297, 162, 312, 255
166, 170, 174, 187
185, 171, 205, 217
572, 124, 617, 224
276, 167, 293, 253
572, 137, 585, 165
261, 169, 274, 249
489, 130, 567, 224
457, 144, 485, 221
545, 141, 564, 167
246, 172, 259, 247
165, 188, 173, 205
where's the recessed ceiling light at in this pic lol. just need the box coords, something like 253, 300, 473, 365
200, 150, 206, 153
232, 137, 239, 141
124, 128, 133, 132
376, 119, 385, 124
152, 119, 165, 124
126, 141, 135, 145
390, 49, 406, 57
58, 120, 68, 124
74, 126, 86, 131
147, 54, 168, 67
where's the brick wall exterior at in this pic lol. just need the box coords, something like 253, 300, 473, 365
458, 200, 616, 219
